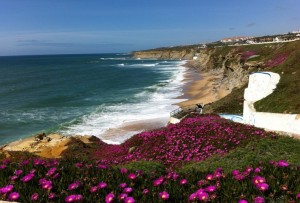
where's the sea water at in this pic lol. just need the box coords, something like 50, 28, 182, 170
0, 54, 186, 145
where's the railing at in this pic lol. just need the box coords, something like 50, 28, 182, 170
170, 103, 204, 119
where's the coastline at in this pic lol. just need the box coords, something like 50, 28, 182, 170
0, 60, 229, 158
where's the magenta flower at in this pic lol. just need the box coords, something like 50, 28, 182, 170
206, 174, 213, 180
180, 179, 188, 185
154, 177, 164, 186
252, 176, 266, 185
254, 167, 261, 173
10, 175, 19, 181
238, 200, 248, 203
68, 181, 80, 190
31, 193, 39, 201
0, 164, 7, 169
118, 193, 128, 200
120, 168, 128, 173
297, 193, 300, 199
124, 196, 135, 203
105, 193, 115, 203
21, 173, 34, 182
197, 192, 209, 201
14, 169, 23, 175
189, 193, 197, 201
256, 183, 269, 191
205, 185, 216, 193
128, 173, 136, 180
159, 191, 169, 200
90, 186, 98, 193
119, 182, 127, 188
48, 193, 56, 199
254, 196, 265, 203
123, 187, 133, 193
8, 192, 20, 201
75, 194, 83, 201
232, 170, 240, 176
98, 182, 107, 189
142, 189, 149, 194
41, 180, 53, 190
277, 160, 289, 167
0, 185, 14, 194
46, 167, 57, 176
65, 195, 77, 203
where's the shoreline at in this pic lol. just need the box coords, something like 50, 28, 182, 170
0, 60, 227, 158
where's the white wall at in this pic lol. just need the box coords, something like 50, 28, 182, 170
243, 72, 300, 135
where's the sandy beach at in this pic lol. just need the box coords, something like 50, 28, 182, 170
0, 64, 230, 158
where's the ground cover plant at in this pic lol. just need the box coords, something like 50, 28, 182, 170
1, 115, 300, 202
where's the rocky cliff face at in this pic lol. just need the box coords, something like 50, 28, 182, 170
133, 46, 266, 96
133, 49, 196, 60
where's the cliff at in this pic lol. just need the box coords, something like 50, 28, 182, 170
133, 41, 300, 114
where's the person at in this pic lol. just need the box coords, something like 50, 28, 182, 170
196, 104, 203, 114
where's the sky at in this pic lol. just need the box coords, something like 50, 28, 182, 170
0, 0, 299, 56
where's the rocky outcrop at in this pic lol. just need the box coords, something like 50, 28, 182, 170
133, 49, 196, 60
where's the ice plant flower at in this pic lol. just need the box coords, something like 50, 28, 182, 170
98, 182, 107, 189
189, 193, 197, 201
90, 186, 98, 193
8, 192, 20, 201
154, 177, 164, 186
206, 174, 213, 180
124, 196, 135, 203
142, 189, 149, 194
123, 187, 133, 193
68, 181, 80, 190
31, 193, 39, 201
159, 191, 169, 200
48, 193, 56, 200
21, 173, 34, 182
128, 173, 136, 180
197, 192, 209, 201
297, 193, 300, 199
105, 193, 115, 203
119, 182, 127, 188
254, 196, 265, 203
252, 176, 266, 185
256, 183, 269, 191
277, 160, 289, 167
118, 193, 128, 200
65, 195, 76, 203
0, 185, 14, 194
238, 200, 248, 203
180, 179, 187, 185
14, 169, 23, 175
120, 168, 128, 173
205, 185, 216, 193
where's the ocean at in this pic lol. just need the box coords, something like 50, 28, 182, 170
0, 54, 187, 145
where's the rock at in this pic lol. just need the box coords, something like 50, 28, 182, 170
34, 133, 46, 141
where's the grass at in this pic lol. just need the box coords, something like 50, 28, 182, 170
179, 135, 300, 174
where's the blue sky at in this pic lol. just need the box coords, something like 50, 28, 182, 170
0, 0, 299, 56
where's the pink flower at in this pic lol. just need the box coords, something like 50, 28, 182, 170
0, 185, 14, 194
252, 176, 266, 185
206, 174, 213, 180
120, 168, 128, 173
159, 191, 169, 200
205, 185, 216, 193
238, 200, 248, 203
154, 178, 164, 186
21, 173, 34, 182
98, 182, 107, 189
123, 187, 133, 193
277, 160, 289, 167
119, 182, 127, 188
14, 169, 23, 175
118, 193, 128, 200
256, 183, 269, 191
90, 186, 98, 193
105, 193, 115, 203
254, 196, 265, 203
68, 181, 80, 190
128, 173, 136, 180
31, 193, 39, 201
142, 189, 149, 194
189, 193, 197, 201
8, 192, 20, 201
197, 192, 209, 201
296, 193, 300, 199
65, 195, 76, 203
180, 179, 188, 185
124, 196, 135, 203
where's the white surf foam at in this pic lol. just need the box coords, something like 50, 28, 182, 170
59, 60, 188, 144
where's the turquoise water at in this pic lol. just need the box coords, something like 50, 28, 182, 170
0, 54, 186, 145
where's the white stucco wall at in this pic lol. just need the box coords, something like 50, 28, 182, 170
243, 72, 300, 135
